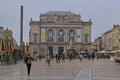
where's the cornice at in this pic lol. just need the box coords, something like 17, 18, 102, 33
29, 21, 40, 25
42, 22, 92, 25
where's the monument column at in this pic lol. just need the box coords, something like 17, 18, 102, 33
20, 5, 23, 55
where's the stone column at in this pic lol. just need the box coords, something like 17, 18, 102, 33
75, 28, 77, 42
65, 27, 67, 43
55, 28, 57, 42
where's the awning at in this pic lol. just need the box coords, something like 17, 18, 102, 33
97, 50, 106, 53
115, 50, 120, 53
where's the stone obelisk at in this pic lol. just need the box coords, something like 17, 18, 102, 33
20, 5, 23, 55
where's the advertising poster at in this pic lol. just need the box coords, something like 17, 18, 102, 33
41, 28, 45, 42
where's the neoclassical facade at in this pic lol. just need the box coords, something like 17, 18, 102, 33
29, 11, 92, 57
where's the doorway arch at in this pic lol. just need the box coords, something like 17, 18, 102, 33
58, 47, 64, 55
48, 46, 53, 57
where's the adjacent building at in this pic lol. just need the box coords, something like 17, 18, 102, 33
29, 11, 92, 58
0, 27, 18, 55
93, 24, 120, 52
0, 27, 4, 52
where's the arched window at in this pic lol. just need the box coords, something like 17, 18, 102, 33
33, 33, 37, 42
47, 29, 53, 42
58, 29, 64, 42
68, 29, 74, 42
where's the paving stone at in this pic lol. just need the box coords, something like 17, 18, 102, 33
0, 59, 120, 80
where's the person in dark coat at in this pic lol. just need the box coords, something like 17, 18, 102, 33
91, 52, 95, 61
24, 54, 33, 76
88, 54, 91, 60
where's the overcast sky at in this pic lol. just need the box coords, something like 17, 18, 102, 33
0, 0, 120, 45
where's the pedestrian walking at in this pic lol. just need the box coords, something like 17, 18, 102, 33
0, 54, 4, 66
79, 54, 83, 61
3, 54, 7, 66
55, 54, 58, 63
55, 54, 60, 63
24, 54, 33, 76
62, 54, 65, 62
46, 54, 51, 66
39, 54, 42, 61
91, 52, 95, 61
88, 54, 91, 60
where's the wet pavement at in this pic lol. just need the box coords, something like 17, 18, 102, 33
0, 58, 120, 80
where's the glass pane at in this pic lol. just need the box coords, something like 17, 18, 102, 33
47, 29, 53, 42
69, 29, 74, 41
58, 29, 64, 42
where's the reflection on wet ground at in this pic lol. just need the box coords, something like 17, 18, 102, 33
0, 59, 120, 80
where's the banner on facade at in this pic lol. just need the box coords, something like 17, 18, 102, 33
77, 29, 81, 42
41, 28, 45, 42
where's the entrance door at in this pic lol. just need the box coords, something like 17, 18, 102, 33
48, 47, 53, 57
58, 47, 64, 55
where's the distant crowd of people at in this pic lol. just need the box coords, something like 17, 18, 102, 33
35, 51, 97, 66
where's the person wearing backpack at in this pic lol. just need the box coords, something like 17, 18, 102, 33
24, 54, 33, 76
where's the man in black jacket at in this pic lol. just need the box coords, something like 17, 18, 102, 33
24, 54, 33, 76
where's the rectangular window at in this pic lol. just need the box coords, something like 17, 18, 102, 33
33, 33, 37, 43
85, 34, 88, 42
77, 29, 81, 42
